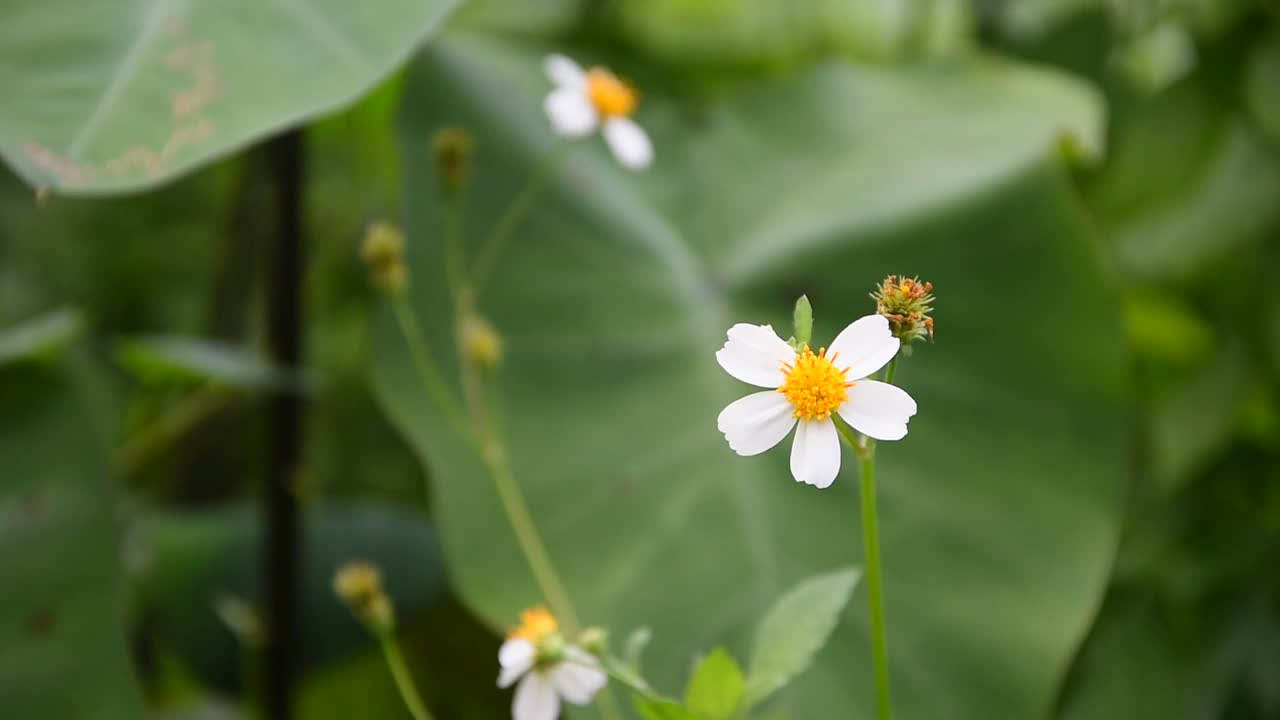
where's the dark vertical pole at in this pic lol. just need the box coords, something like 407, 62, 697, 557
264, 130, 304, 720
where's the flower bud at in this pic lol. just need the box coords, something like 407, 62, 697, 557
360, 222, 408, 293
871, 275, 935, 346
433, 127, 474, 194
578, 627, 608, 656
791, 295, 813, 350
462, 312, 504, 374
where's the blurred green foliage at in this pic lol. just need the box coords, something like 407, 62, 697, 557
1, 1, 1278, 719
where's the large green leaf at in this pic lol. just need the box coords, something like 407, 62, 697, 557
0, 354, 146, 718
372, 35, 1124, 719
0, 0, 456, 195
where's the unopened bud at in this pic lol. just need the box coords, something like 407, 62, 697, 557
462, 313, 503, 373
433, 127, 474, 194
361, 222, 408, 293
791, 295, 813, 350
871, 275, 935, 346
578, 627, 608, 656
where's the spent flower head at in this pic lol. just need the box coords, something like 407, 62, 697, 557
872, 275, 934, 345
543, 54, 653, 170
716, 307, 917, 489
498, 606, 607, 720
360, 222, 407, 293
333, 561, 395, 634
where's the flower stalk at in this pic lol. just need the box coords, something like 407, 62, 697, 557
379, 632, 435, 720
333, 562, 435, 720
857, 442, 892, 720
471, 142, 570, 294
834, 411, 892, 720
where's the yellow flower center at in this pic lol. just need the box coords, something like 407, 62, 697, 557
778, 346, 852, 421
586, 67, 638, 118
509, 606, 558, 643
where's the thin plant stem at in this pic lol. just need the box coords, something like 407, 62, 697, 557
389, 294, 473, 444
563, 655, 675, 705
857, 451, 892, 720
441, 191, 466, 303
114, 385, 231, 478
835, 418, 893, 720
482, 440, 580, 631
378, 632, 435, 720
470, 143, 569, 294
881, 356, 898, 385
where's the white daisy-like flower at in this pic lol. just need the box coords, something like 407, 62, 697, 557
498, 607, 608, 720
543, 54, 653, 170
716, 315, 918, 489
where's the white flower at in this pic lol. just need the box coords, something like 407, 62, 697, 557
498, 608, 608, 720
716, 315, 918, 489
543, 54, 653, 170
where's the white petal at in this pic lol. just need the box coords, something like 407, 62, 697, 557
513, 673, 560, 720
789, 419, 841, 488
544, 87, 598, 137
544, 53, 585, 89
602, 118, 653, 170
839, 380, 917, 441
826, 315, 900, 380
718, 391, 796, 456
549, 648, 608, 705
498, 639, 535, 688
715, 323, 795, 388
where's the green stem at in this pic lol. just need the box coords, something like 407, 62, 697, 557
881, 356, 898, 386
470, 143, 569, 294
858, 452, 893, 720
483, 440, 580, 632
378, 633, 435, 720
442, 190, 466, 304
564, 655, 675, 705
114, 385, 231, 478
390, 294, 474, 444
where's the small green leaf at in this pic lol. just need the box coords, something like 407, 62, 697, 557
743, 567, 861, 709
685, 647, 745, 720
634, 695, 701, 720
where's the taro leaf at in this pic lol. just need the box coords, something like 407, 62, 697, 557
0, 355, 147, 718
0, 0, 457, 195
372, 35, 1124, 719
743, 568, 859, 709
